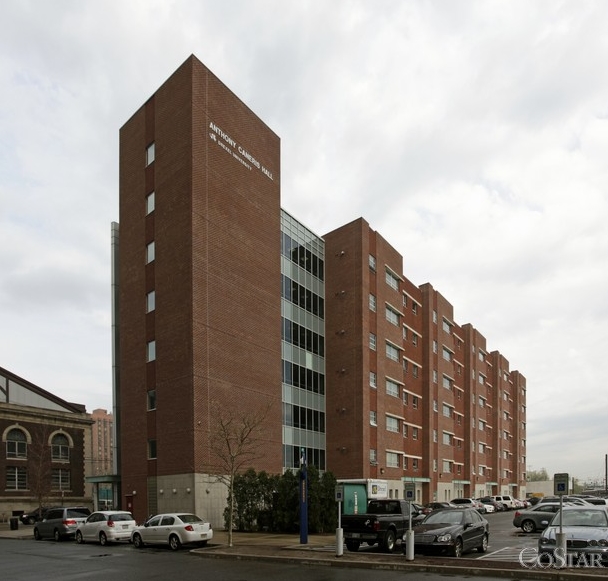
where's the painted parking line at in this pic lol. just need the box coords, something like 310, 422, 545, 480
478, 546, 525, 562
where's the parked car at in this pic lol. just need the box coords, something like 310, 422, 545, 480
539, 506, 608, 564
513, 502, 564, 533
20, 507, 49, 525
477, 497, 504, 512
75, 511, 136, 545
131, 513, 213, 550
538, 495, 591, 506
33, 506, 91, 541
405, 508, 489, 557
487, 495, 517, 510
477, 500, 495, 513
584, 498, 608, 506
421, 502, 458, 515
451, 498, 486, 513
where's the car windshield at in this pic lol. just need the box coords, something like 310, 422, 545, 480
424, 510, 464, 525
110, 513, 133, 522
178, 514, 202, 524
553, 510, 608, 527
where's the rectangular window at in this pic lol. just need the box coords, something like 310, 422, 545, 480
412, 334, 418, 346
146, 191, 155, 214
412, 458, 419, 471
442, 404, 452, 418
369, 333, 376, 351
442, 375, 452, 390
370, 449, 377, 464
412, 365, 418, 378
386, 452, 399, 468
369, 293, 376, 312
369, 254, 376, 271
147, 389, 157, 410
370, 411, 377, 426
412, 303, 418, 314
433, 429, 438, 443
442, 461, 452, 473
385, 343, 399, 361
402, 391, 408, 406
6, 466, 27, 490
386, 379, 399, 398
385, 270, 399, 290
412, 427, 419, 440
385, 306, 399, 326
146, 241, 155, 264
146, 290, 156, 313
442, 432, 452, 445
442, 347, 452, 362
386, 416, 399, 433
147, 340, 156, 362
442, 319, 451, 333
51, 469, 70, 491
412, 396, 419, 409
148, 439, 157, 459
146, 142, 155, 166
403, 424, 408, 438
369, 371, 377, 388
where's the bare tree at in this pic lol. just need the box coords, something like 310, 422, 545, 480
28, 425, 53, 515
209, 401, 271, 547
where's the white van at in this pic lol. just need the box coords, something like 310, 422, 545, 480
489, 495, 516, 510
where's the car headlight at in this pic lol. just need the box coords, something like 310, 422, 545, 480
436, 533, 452, 543
598, 539, 608, 547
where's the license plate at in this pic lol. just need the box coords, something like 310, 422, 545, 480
122, 525, 128, 529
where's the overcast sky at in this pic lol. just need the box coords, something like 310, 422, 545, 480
1, 1, 607, 484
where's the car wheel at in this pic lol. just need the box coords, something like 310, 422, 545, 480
76, 531, 84, 544
521, 520, 536, 533
99, 532, 108, 546
450, 537, 463, 558
133, 533, 144, 548
34, 528, 41, 541
477, 533, 488, 553
382, 529, 396, 553
169, 534, 181, 551
53, 529, 62, 542
345, 540, 360, 552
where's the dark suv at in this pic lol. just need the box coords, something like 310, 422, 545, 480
20, 507, 49, 525
33, 506, 91, 541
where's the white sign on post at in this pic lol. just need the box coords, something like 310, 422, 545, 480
554, 473, 569, 496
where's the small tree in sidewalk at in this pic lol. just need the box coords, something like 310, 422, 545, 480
209, 401, 271, 547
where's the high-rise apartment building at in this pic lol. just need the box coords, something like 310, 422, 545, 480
115, 55, 526, 525
90, 408, 113, 476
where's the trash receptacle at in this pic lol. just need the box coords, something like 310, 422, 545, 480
9, 517, 19, 530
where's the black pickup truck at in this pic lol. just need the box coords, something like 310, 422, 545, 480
342, 499, 421, 553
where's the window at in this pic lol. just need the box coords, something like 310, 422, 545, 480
403, 359, 408, 373
412, 396, 419, 409
433, 459, 438, 472
479, 373, 485, 385
412, 365, 418, 378
370, 449, 377, 465
402, 326, 408, 340
6, 428, 27, 458
478, 419, 485, 431
369, 333, 376, 351
147, 389, 157, 410
479, 350, 485, 362
146, 191, 155, 214
479, 443, 485, 453
442, 375, 452, 390
146, 142, 155, 166
412, 427, 419, 440
442, 404, 452, 418
442, 461, 452, 473
146, 290, 156, 313
412, 334, 418, 346
412, 458, 419, 471
386, 452, 400, 468
385, 306, 399, 326
386, 379, 399, 398
6, 466, 27, 490
433, 310, 437, 323
369, 254, 376, 271
52, 469, 70, 491
442, 432, 452, 445
385, 270, 399, 290
402, 391, 408, 405
433, 429, 438, 443
433, 340, 438, 353
369, 293, 376, 312
442, 319, 451, 333
479, 396, 485, 407
146, 241, 155, 264
403, 456, 409, 470
433, 400, 438, 412
403, 424, 408, 438
51, 434, 70, 461
369, 371, 377, 388
402, 294, 407, 308
412, 302, 418, 315
370, 411, 377, 426
148, 439, 157, 459
433, 370, 438, 383
386, 416, 399, 433
147, 340, 156, 362
442, 347, 452, 362
385, 343, 399, 361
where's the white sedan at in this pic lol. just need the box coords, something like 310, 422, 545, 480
131, 513, 213, 550
76, 511, 136, 545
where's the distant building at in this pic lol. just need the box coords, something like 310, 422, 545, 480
90, 409, 113, 476
0, 366, 93, 519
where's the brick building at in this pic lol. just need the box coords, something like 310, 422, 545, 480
115, 55, 526, 525
0, 366, 92, 519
